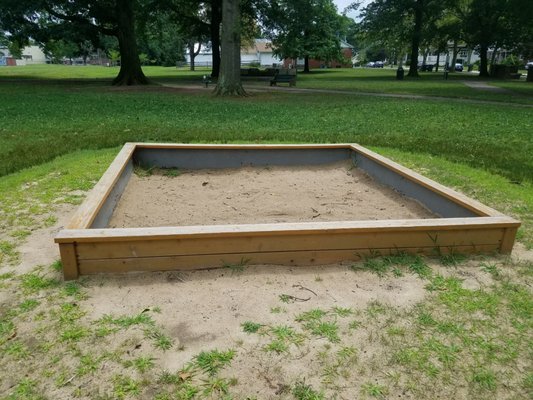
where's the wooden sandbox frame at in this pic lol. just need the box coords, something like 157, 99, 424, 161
55, 143, 520, 280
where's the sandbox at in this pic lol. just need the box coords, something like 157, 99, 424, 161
55, 143, 520, 280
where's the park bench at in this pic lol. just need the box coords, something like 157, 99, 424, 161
270, 69, 297, 87
202, 75, 212, 88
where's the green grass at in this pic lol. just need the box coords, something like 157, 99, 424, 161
0, 65, 531, 400
0, 68, 531, 186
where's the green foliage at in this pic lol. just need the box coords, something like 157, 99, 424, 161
260, 0, 343, 68
292, 381, 325, 400
241, 321, 263, 333
194, 349, 235, 376
19, 273, 59, 293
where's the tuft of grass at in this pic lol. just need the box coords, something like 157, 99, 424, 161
4, 378, 45, 400
100, 312, 154, 328
355, 252, 431, 278
361, 382, 389, 398
0, 240, 20, 265
19, 299, 40, 312
223, 257, 250, 274
144, 326, 173, 350
162, 168, 181, 177
194, 349, 235, 376
124, 356, 155, 373
241, 321, 263, 334
472, 369, 497, 391
112, 375, 141, 399
20, 272, 59, 293
292, 381, 325, 400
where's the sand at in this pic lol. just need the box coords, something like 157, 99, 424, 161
108, 161, 435, 228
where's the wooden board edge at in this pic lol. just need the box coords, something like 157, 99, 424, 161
65, 143, 136, 229
131, 143, 354, 150
348, 144, 504, 217
54, 216, 520, 243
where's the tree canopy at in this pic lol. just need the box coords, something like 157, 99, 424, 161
260, 0, 344, 73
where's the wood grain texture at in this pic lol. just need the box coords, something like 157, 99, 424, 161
78, 244, 500, 275
55, 216, 519, 243
74, 228, 505, 260
66, 143, 136, 229
59, 243, 79, 280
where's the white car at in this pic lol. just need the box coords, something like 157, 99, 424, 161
526, 62, 533, 70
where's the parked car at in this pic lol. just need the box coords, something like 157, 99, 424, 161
366, 61, 384, 68
455, 63, 464, 72
526, 62, 533, 70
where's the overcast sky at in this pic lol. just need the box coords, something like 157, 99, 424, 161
333, 0, 372, 18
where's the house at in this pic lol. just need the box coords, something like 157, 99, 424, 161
185, 39, 283, 68
0, 45, 47, 65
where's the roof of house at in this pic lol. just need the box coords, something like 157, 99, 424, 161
256, 41, 273, 53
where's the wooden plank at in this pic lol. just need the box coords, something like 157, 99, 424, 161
500, 227, 518, 254
75, 228, 505, 260
59, 243, 79, 280
349, 144, 504, 217
66, 143, 136, 229
55, 216, 520, 243
78, 244, 500, 275
133, 143, 352, 150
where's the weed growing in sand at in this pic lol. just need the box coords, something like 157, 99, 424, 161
124, 356, 155, 373
133, 164, 155, 177
145, 326, 173, 350
270, 306, 287, 314
332, 307, 354, 318
51, 260, 63, 272
162, 168, 181, 177
4, 378, 45, 400
292, 381, 325, 400
19, 272, 59, 293
0, 240, 19, 265
262, 325, 306, 353
112, 375, 141, 399
471, 369, 498, 391
241, 321, 263, 334
5, 341, 31, 360
194, 349, 235, 376
361, 382, 388, 398
439, 251, 467, 266
354, 252, 431, 279
480, 262, 501, 279
19, 299, 40, 312
223, 257, 250, 274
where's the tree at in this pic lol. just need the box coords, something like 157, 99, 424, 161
0, 0, 148, 85
359, 0, 412, 68
260, 0, 343, 73
214, 0, 246, 96
464, 0, 533, 77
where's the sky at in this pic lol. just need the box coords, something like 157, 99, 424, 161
333, 0, 373, 18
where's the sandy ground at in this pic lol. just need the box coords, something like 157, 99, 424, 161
2, 192, 532, 399
109, 161, 436, 228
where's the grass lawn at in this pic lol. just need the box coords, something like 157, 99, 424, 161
0, 65, 531, 399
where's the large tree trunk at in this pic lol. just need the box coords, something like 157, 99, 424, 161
450, 40, 458, 67
189, 42, 201, 71
210, 0, 222, 78
214, 0, 245, 96
435, 52, 440, 72
304, 55, 310, 73
407, 0, 423, 77
112, 0, 148, 85
479, 43, 489, 77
